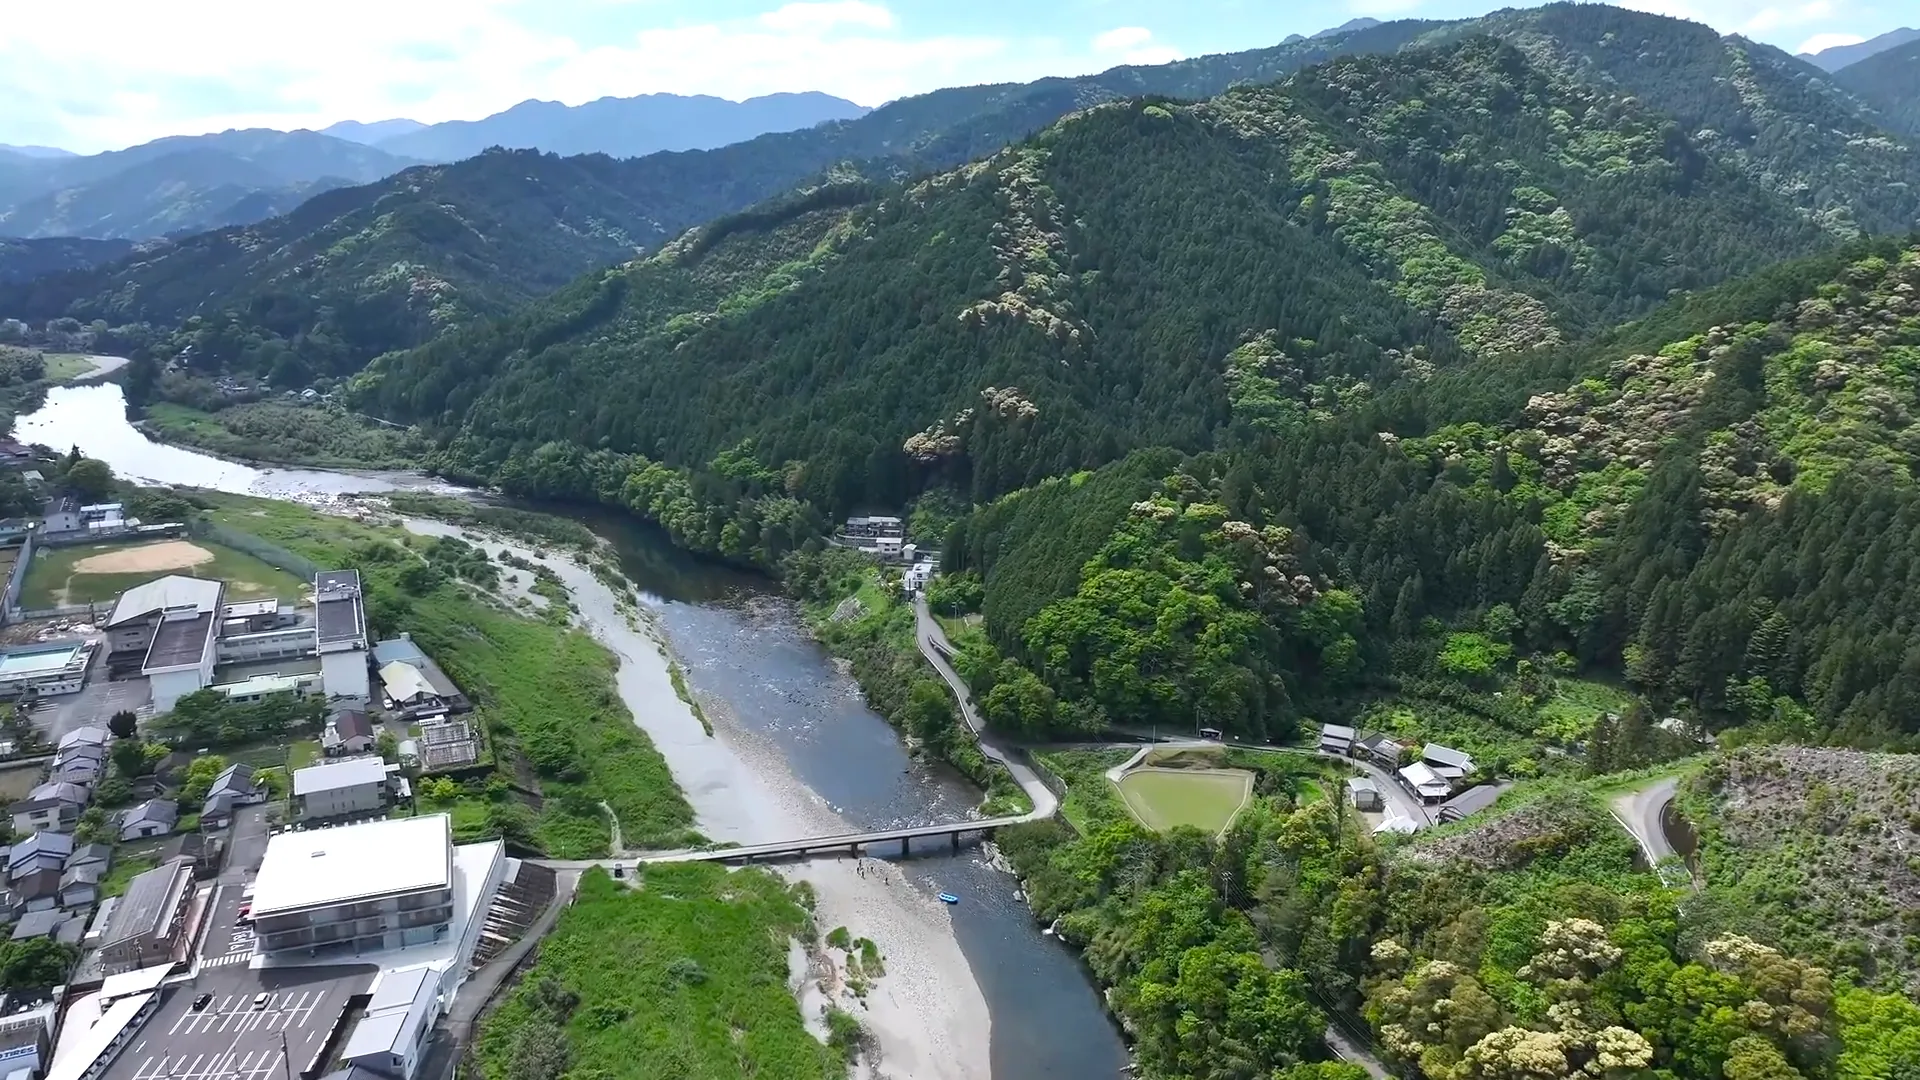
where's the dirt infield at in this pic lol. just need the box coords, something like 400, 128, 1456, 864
70, 540, 216, 575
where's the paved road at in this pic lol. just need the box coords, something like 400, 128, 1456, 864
911, 596, 1057, 819
1611, 776, 1680, 864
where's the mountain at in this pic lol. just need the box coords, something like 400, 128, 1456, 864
0, 238, 136, 283
9, 4, 1918, 385
0, 17, 1452, 374
1835, 37, 1920, 137
320, 118, 427, 145
0, 144, 74, 159
1798, 26, 1920, 71
373, 91, 870, 163
1313, 17, 1381, 39
0, 128, 420, 240
356, 35, 1853, 520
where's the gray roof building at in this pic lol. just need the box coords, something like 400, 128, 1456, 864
9, 910, 60, 941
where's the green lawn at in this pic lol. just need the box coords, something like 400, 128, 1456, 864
1535, 677, 1637, 743
1115, 767, 1254, 835
285, 739, 321, 771
19, 538, 308, 608
99, 851, 160, 899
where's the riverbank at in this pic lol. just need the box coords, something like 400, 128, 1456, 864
392, 508, 995, 1079
138, 399, 429, 470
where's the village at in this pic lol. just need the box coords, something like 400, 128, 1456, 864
0, 474, 544, 1080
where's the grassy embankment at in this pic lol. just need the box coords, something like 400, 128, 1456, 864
18, 538, 307, 608
142, 401, 427, 469
475, 865, 848, 1080
199, 493, 697, 858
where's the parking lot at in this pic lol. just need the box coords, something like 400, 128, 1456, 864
110, 966, 373, 1080
31, 663, 149, 743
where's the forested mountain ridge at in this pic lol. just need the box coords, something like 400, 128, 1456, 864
1834, 38, 1920, 139
0, 128, 421, 241
359, 34, 1851, 519
0, 238, 137, 283
0, 18, 1451, 387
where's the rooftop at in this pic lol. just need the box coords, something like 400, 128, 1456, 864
315, 569, 365, 645
105, 575, 223, 629
100, 857, 194, 949
378, 661, 435, 703
143, 610, 215, 671
250, 814, 452, 919
292, 756, 387, 797
1422, 743, 1476, 771
219, 599, 280, 620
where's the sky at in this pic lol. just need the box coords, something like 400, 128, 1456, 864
0, 0, 1911, 154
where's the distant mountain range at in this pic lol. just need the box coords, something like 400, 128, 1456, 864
0, 92, 869, 241
1798, 26, 1919, 71
1834, 37, 1920, 136
339, 92, 869, 162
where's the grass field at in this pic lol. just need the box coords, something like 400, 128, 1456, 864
19, 538, 308, 608
40, 353, 99, 382
1115, 766, 1254, 834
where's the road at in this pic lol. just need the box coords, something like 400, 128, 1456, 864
911, 595, 1058, 819
1610, 776, 1680, 864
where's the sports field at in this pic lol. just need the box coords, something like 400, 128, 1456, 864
1115, 766, 1254, 835
20, 538, 307, 608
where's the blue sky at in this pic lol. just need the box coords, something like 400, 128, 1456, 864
0, 0, 1908, 153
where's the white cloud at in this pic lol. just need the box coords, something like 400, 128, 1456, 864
0, 0, 1062, 152
1093, 26, 1155, 52
1796, 30, 1866, 52
1089, 26, 1182, 66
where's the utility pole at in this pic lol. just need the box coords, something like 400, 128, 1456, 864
281, 1029, 294, 1080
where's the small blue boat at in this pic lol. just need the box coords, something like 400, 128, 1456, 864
938, 892, 960, 904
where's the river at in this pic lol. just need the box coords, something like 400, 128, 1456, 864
18, 384, 1129, 1080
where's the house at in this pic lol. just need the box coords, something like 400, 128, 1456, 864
56, 726, 108, 753
322, 708, 376, 756
1319, 723, 1356, 755
118, 799, 177, 841
38, 494, 80, 535
292, 756, 390, 822
1420, 743, 1477, 782
373, 636, 468, 713
902, 561, 935, 596
338, 966, 441, 1080
844, 516, 905, 540
64, 843, 111, 873
58, 865, 98, 909
49, 743, 103, 788
13, 869, 59, 913
7, 834, 71, 882
98, 856, 197, 975
8, 910, 60, 942
1437, 783, 1509, 824
201, 762, 266, 827
8, 782, 85, 835
1355, 733, 1405, 767
1346, 776, 1383, 812
1398, 761, 1455, 803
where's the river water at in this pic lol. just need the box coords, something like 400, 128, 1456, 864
17, 384, 1129, 1080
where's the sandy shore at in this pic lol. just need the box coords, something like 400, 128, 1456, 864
398, 515, 993, 1079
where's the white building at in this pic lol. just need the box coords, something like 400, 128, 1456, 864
337, 966, 440, 1080
250, 815, 455, 958
315, 570, 371, 700
0, 640, 93, 699
291, 756, 390, 822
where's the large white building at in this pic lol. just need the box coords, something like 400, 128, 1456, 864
249, 815, 462, 959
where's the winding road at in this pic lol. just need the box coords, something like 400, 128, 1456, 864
1611, 776, 1681, 864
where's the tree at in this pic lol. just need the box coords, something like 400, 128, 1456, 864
64, 457, 114, 500
73, 805, 113, 845
0, 938, 76, 989
376, 730, 398, 763
180, 754, 229, 805
108, 710, 138, 740
94, 776, 133, 808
